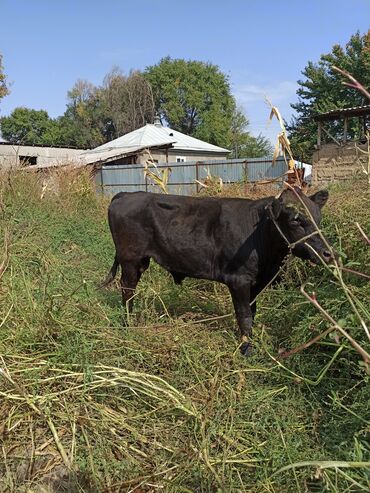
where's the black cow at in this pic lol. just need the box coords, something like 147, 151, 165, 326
102, 188, 331, 355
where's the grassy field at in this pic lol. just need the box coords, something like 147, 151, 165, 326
0, 169, 369, 492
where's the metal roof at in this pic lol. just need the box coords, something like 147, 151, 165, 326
94, 123, 230, 154
315, 104, 370, 121
79, 142, 173, 165
0, 141, 88, 150
30, 143, 173, 170
28, 123, 230, 170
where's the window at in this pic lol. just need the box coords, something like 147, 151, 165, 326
19, 155, 37, 166
176, 156, 186, 163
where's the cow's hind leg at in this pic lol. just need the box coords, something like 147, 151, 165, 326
120, 258, 150, 314
171, 271, 186, 285
229, 284, 253, 356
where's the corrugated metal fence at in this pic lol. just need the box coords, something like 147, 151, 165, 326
95, 156, 287, 196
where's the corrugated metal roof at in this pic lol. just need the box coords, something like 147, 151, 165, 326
28, 123, 230, 170
315, 104, 370, 121
94, 123, 230, 153
30, 143, 166, 169
80, 143, 174, 165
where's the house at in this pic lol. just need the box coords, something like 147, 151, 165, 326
26, 117, 229, 171
18, 120, 231, 195
77, 116, 230, 167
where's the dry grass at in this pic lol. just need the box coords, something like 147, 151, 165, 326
198, 180, 279, 200
0, 168, 369, 492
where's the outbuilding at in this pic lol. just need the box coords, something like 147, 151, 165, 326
0, 141, 85, 168
312, 105, 370, 184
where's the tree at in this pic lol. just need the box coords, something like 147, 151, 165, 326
144, 57, 235, 148
0, 53, 9, 104
230, 106, 272, 158
238, 133, 273, 158
0, 107, 60, 145
101, 68, 154, 141
288, 30, 370, 161
0, 104, 96, 148
0, 68, 155, 148
59, 79, 105, 148
58, 70, 155, 147
0, 80, 103, 147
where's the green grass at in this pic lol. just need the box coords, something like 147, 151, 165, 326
0, 170, 369, 492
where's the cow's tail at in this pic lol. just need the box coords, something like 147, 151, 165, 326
99, 256, 119, 288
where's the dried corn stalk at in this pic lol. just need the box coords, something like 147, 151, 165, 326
143, 149, 171, 194
266, 98, 303, 188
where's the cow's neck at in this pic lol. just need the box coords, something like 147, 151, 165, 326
257, 208, 289, 283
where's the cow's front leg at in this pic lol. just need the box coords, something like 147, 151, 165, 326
229, 284, 253, 356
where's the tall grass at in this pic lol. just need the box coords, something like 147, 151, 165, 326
0, 168, 369, 492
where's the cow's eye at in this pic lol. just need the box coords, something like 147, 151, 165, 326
290, 213, 306, 228
290, 220, 300, 227
289, 215, 304, 228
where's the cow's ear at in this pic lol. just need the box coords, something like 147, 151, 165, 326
268, 198, 282, 220
309, 190, 329, 209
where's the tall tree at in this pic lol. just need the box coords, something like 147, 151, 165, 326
288, 30, 370, 160
101, 68, 154, 141
144, 57, 235, 148
230, 107, 272, 158
58, 70, 154, 146
0, 69, 154, 148
0, 107, 60, 145
0, 53, 9, 105
60, 79, 105, 148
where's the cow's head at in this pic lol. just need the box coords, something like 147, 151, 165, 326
268, 188, 332, 264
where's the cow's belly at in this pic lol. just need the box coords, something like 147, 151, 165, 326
151, 248, 215, 281
150, 243, 260, 286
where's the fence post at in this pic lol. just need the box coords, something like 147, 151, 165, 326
244, 160, 248, 182
95, 165, 104, 194
102, 166, 105, 193
195, 161, 200, 193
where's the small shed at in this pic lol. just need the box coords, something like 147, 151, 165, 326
0, 142, 86, 169
312, 105, 370, 184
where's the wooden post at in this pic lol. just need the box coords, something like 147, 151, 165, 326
362, 116, 367, 138
317, 122, 322, 147
101, 167, 104, 193
343, 117, 348, 142
195, 161, 199, 193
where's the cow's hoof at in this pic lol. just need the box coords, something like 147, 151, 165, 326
240, 342, 253, 357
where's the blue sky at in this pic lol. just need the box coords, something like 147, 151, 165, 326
0, 0, 369, 142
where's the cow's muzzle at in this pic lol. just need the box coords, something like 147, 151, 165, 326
312, 248, 335, 265
321, 249, 333, 263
